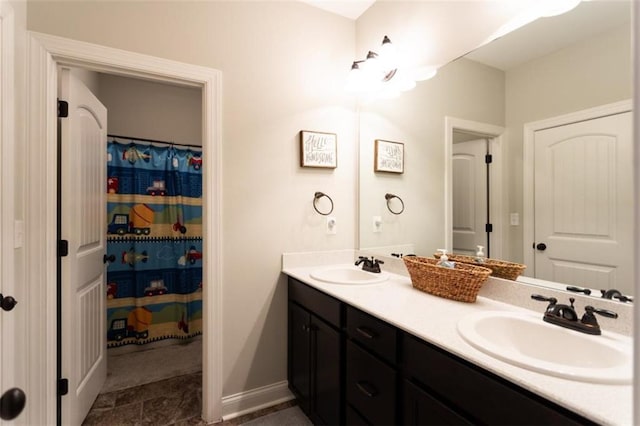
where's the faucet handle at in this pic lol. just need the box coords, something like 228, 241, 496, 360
566, 285, 592, 295
531, 294, 558, 304
613, 294, 633, 303
585, 305, 618, 319
374, 259, 384, 265
531, 294, 558, 313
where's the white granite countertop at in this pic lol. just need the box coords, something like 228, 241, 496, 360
282, 263, 633, 426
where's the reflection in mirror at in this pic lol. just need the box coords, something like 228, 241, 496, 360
358, 0, 633, 300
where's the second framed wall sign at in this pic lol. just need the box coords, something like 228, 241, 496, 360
374, 139, 404, 173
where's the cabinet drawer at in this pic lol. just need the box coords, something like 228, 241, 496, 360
347, 306, 397, 363
346, 341, 396, 425
288, 277, 341, 328
345, 404, 369, 426
403, 379, 471, 425
403, 333, 593, 425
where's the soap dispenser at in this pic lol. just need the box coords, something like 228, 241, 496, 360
436, 249, 456, 269
475, 245, 486, 263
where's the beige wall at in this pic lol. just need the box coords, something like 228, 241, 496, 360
27, 0, 357, 398
504, 25, 632, 262
358, 58, 505, 255
98, 73, 202, 146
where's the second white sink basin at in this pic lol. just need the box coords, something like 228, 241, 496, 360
457, 310, 632, 384
310, 266, 388, 285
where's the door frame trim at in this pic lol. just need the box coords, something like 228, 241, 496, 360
0, 0, 16, 404
444, 117, 505, 259
26, 31, 223, 424
522, 99, 632, 275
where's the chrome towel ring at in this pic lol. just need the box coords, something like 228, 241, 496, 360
313, 191, 334, 216
385, 193, 404, 215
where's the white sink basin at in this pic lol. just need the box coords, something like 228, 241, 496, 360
457, 311, 632, 384
310, 266, 388, 285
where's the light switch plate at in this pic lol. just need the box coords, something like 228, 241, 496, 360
510, 213, 519, 226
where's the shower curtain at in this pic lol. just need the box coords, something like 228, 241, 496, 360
105, 139, 203, 348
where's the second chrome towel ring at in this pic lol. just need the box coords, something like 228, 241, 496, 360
313, 191, 334, 216
385, 193, 404, 215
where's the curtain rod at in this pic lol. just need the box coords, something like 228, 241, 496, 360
108, 134, 202, 149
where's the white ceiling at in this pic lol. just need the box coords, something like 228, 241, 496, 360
465, 0, 631, 70
298, 0, 375, 20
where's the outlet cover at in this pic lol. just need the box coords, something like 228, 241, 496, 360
372, 216, 382, 233
326, 216, 337, 234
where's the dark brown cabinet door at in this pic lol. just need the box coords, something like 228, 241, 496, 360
312, 316, 341, 425
289, 303, 311, 412
289, 293, 342, 425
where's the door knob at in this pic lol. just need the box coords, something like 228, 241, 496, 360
0, 387, 26, 420
103, 254, 116, 264
536, 243, 547, 251
0, 294, 17, 312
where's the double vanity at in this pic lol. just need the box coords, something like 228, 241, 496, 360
282, 251, 632, 425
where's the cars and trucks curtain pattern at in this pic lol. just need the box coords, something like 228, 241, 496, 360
105, 139, 203, 348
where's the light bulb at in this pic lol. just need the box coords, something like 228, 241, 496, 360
379, 35, 398, 71
538, 0, 581, 17
345, 62, 365, 93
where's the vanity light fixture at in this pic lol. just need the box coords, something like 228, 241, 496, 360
346, 35, 428, 98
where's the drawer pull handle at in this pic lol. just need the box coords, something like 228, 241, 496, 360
356, 381, 378, 398
356, 326, 377, 339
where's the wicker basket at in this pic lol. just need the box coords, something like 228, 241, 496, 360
433, 253, 526, 281
403, 256, 492, 303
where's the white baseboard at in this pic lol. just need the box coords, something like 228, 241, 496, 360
221, 380, 294, 420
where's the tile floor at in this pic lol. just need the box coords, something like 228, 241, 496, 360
83, 372, 302, 425
85, 343, 305, 425
83, 372, 203, 425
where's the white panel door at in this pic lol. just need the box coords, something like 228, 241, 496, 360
534, 112, 633, 294
452, 139, 487, 256
59, 68, 108, 425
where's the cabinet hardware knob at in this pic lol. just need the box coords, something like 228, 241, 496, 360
356, 381, 378, 398
355, 326, 377, 339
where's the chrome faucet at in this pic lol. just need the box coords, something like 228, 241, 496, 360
355, 256, 384, 273
531, 294, 618, 335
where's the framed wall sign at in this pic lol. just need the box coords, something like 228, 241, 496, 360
374, 139, 404, 173
300, 130, 337, 168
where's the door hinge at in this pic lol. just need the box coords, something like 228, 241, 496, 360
485, 223, 493, 233
57, 100, 69, 118
485, 154, 493, 164
58, 378, 69, 396
58, 240, 69, 257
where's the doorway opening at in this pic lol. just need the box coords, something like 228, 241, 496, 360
26, 32, 222, 425
444, 117, 504, 260
58, 67, 205, 423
